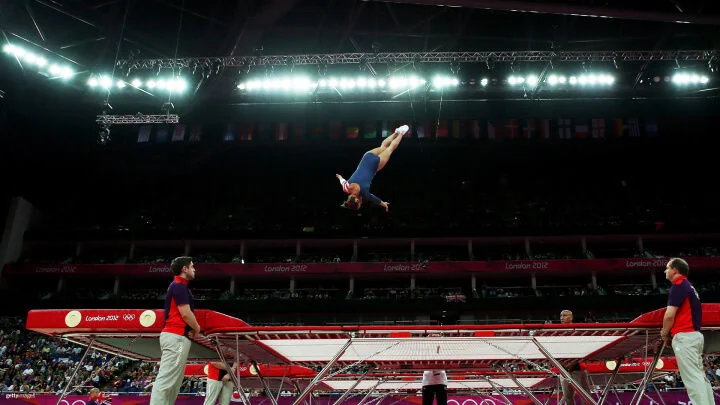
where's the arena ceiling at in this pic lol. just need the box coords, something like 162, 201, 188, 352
1, 0, 719, 106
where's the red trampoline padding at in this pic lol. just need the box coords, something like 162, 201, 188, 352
26, 309, 249, 335
631, 303, 720, 325
581, 357, 678, 373
184, 363, 317, 378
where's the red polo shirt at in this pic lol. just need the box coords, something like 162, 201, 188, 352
667, 275, 703, 337
162, 276, 194, 336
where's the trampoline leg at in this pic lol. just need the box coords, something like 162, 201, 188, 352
331, 370, 368, 405
483, 377, 514, 405
251, 360, 280, 405
628, 342, 664, 405
56, 338, 95, 405
292, 338, 353, 405
211, 335, 252, 405
532, 338, 597, 405
501, 366, 544, 405
597, 358, 623, 405
356, 380, 382, 405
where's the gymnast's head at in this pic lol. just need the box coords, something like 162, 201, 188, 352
342, 195, 362, 210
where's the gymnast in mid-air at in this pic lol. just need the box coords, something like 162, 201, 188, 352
336, 124, 409, 212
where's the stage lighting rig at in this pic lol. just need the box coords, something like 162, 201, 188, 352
95, 113, 180, 125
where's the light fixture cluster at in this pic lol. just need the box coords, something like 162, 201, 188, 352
87, 75, 189, 93
2, 43, 74, 79
236, 75, 460, 92
508, 73, 616, 87
671, 72, 710, 85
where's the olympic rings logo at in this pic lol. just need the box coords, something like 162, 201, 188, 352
58, 400, 87, 405
123, 314, 136, 321
448, 399, 497, 405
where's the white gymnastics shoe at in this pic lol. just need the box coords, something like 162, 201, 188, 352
396, 125, 410, 135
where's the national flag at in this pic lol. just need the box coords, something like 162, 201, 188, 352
504, 119, 519, 139
557, 118, 571, 139
451, 120, 465, 138
137, 125, 151, 143
330, 121, 342, 139
416, 121, 431, 139
223, 124, 235, 142
469, 120, 481, 139
310, 123, 324, 140
293, 123, 305, 140
156, 126, 169, 143
345, 125, 360, 139
188, 125, 202, 142
574, 122, 589, 139
591, 119, 606, 139
487, 121, 498, 140
381, 121, 391, 138
627, 118, 641, 137
172, 124, 186, 142
275, 123, 289, 141
522, 119, 536, 139
435, 120, 449, 138
363, 122, 377, 139
240, 123, 254, 141
611, 118, 626, 137
645, 119, 658, 137
539, 119, 551, 139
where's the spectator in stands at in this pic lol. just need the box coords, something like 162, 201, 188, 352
660, 258, 714, 405
150, 257, 202, 405
559, 310, 592, 405
87, 387, 107, 405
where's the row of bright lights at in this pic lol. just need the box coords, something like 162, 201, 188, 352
509, 74, 616, 86
87, 75, 189, 92
671, 73, 710, 84
2, 44, 74, 79
237, 76, 460, 91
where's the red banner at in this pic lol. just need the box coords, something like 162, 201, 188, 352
5, 257, 717, 277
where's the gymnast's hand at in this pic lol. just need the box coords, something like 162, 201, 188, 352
379, 201, 390, 212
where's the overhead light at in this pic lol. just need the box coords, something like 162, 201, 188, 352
3, 43, 75, 80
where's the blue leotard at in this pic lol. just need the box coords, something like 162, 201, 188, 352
347, 152, 382, 206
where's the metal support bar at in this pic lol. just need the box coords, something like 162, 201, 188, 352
56, 338, 95, 405
532, 338, 597, 405
482, 377, 513, 405
24, 1, 46, 42
331, 371, 368, 405
251, 360, 279, 405
292, 338, 353, 405
597, 358, 623, 405
628, 342, 665, 405
117, 50, 720, 70
363, 0, 720, 25
211, 336, 252, 405
356, 380, 382, 405
644, 385, 667, 405
500, 366, 544, 405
